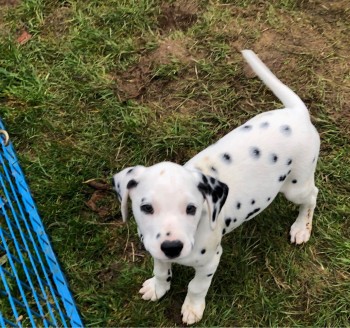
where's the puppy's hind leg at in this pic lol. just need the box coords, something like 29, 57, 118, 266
283, 177, 319, 245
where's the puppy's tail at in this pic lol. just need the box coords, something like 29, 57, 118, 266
241, 50, 309, 116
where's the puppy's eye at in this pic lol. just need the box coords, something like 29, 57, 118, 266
140, 204, 154, 214
186, 204, 197, 216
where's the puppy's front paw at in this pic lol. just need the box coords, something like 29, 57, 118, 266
290, 222, 311, 244
139, 277, 170, 301
181, 296, 205, 325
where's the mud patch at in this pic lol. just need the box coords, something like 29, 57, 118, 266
158, 0, 200, 32
84, 179, 117, 221
115, 38, 194, 101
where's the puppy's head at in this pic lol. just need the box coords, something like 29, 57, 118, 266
112, 162, 228, 261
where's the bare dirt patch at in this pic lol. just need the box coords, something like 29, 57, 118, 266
115, 38, 194, 101
42, 6, 73, 38
158, 0, 200, 32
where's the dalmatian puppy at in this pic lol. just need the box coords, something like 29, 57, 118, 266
112, 50, 320, 325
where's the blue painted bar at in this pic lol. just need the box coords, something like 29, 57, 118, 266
0, 119, 84, 327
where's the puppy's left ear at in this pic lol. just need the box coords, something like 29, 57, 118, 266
112, 166, 145, 222
194, 172, 229, 230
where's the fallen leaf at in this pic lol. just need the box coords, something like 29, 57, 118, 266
17, 30, 32, 45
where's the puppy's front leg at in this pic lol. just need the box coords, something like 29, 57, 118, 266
182, 246, 222, 325
139, 259, 172, 301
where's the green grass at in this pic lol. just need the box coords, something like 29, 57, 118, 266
1, 0, 349, 326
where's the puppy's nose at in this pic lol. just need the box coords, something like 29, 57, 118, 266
161, 240, 183, 258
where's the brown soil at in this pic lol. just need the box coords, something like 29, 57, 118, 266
157, 0, 200, 32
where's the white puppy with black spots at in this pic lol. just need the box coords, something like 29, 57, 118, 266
112, 50, 320, 325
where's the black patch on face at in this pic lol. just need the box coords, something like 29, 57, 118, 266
280, 125, 292, 136
127, 179, 138, 189
279, 175, 287, 182
210, 177, 216, 184
250, 147, 261, 159
225, 218, 231, 227
260, 121, 269, 128
222, 153, 232, 163
236, 202, 241, 210
242, 125, 252, 131
245, 208, 261, 220
287, 159, 293, 166
292, 179, 298, 184
201, 249, 206, 254
271, 153, 278, 163
167, 276, 171, 282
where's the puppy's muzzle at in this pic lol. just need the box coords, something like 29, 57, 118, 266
161, 240, 183, 259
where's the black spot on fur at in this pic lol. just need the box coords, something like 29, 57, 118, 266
233, 218, 237, 223
222, 153, 232, 163
245, 208, 261, 220
222, 228, 226, 235
251, 147, 261, 159
312, 157, 316, 163
280, 125, 292, 135
167, 276, 172, 282
201, 249, 206, 254
267, 197, 271, 202
207, 273, 213, 277
287, 159, 293, 165
210, 166, 217, 173
287, 170, 291, 175
166, 232, 171, 236
126, 179, 138, 189
260, 121, 269, 128
271, 153, 278, 163
197, 182, 210, 197
214, 185, 224, 199
210, 177, 216, 184
292, 179, 298, 184
168, 269, 171, 275
279, 175, 287, 182
212, 208, 217, 222
236, 202, 241, 210
242, 125, 252, 130
225, 218, 231, 227
251, 199, 255, 205
156, 233, 161, 239
127, 168, 134, 174
202, 174, 208, 184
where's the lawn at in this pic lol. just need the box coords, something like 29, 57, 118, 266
1, 0, 349, 326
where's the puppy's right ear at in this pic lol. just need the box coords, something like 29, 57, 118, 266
112, 166, 145, 222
